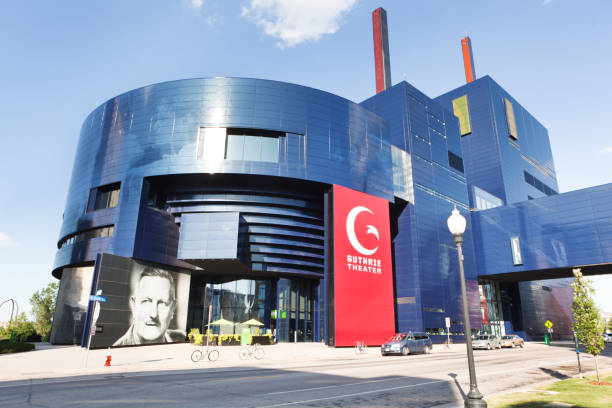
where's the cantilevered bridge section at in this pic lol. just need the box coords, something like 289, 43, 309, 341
471, 183, 612, 281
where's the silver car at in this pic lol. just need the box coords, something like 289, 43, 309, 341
500, 334, 524, 348
472, 335, 501, 350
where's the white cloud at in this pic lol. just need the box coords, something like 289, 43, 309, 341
542, 0, 554, 5
241, 0, 357, 48
0, 233, 18, 248
187, 0, 223, 28
601, 146, 612, 155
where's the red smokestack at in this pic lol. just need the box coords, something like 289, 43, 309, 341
461, 36, 476, 83
372, 7, 392, 93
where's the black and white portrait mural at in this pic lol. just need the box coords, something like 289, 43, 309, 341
88, 254, 190, 348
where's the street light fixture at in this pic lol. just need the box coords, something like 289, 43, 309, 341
447, 205, 487, 408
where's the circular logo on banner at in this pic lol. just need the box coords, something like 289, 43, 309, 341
346, 206, 380, 256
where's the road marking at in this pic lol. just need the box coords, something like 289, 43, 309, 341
257, 379, 447, 407
212, 374, 283, 383
265, 378, 394, 395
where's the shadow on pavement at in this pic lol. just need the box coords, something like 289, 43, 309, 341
539, 367, 570, 380
0, 365, 464, 408
448, 372, 466, 400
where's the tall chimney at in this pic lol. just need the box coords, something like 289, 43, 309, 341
461, 36, 476, 83
372, 7, 392, 93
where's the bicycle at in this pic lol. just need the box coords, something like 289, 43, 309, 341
239, 343, 265, 360
191, 345, 220, 362
354, 340, 367, 354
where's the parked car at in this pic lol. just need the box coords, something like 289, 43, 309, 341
472, 334, 501, 350
500, 334, 525, 348
602, 333, 612, 344
381, 332, 433, 356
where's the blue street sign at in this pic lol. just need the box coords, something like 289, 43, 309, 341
89, 295, 107, 302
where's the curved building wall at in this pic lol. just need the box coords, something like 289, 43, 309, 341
54, 78, 392, 274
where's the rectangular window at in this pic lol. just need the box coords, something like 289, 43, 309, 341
198, 127, 280, 163
447, 151, 464, 173
452, 95, 471, 136
197, 127, 227, 160
473, 186, 503, 210
87, 183, 120, 212
510, 236, 523, 265
524, 170, 556, 196
391, 146, 414, 203
504, 98, 518, 140
225, 135, 244, 160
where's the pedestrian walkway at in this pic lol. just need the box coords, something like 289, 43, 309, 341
0, 341, 471, 383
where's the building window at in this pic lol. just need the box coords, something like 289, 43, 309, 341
391, 146, 414, 203
87, 183, 120, 212
197, 127, 281, 163
452, 95, 471, 136
447, 151, 464, 173
196, 127, 227, 161
510, 236, 523, 265
523, 171, 557, 196
58, 225, 114, 249
473, 186, 503, 210
504, 98, 518, 140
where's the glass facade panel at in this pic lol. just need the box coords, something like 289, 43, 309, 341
391, 145, 414, 203
224, 131, 279, 162
504, 98, 518, 140
260, 137, 279, 162
59, 225, 114, 249
452, 95, 471, 136
479, 281, 504, 337
199, 127, 227, 160
243, 135, 262, 161
88, 183, 120, 212
473, 185, 503, 210
225, 135, 244, 160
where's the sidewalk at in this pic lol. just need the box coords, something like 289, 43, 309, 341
0, 342, 466, 383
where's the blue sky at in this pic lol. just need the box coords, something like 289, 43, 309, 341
1, 0, 611, 321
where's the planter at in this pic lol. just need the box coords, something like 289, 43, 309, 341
251, 336, 272, 345
219, 337, 241, 346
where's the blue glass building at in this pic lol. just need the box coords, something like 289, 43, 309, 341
49, 75, 612, 346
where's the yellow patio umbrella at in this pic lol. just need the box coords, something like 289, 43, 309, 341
241, 318, 264, 326
210, 318, 236, 326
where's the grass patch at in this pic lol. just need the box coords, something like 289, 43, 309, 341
488, 371, 612, 408
0, 340, 36, 354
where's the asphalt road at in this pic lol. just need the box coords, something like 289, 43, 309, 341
1, 343, 610, 408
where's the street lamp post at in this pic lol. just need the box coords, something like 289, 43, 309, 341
447, 206, 487, 408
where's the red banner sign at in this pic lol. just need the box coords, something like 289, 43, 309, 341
333, 185, 395, 346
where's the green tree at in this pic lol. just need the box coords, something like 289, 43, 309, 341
29, 281, 59, 341
0, 312, 36, 342
571, 268, 605, 383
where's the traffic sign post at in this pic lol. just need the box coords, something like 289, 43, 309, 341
85, 291, 104, 368
445, 317, 451, 348
544, 320, 553, 345
574, 331, 583, 379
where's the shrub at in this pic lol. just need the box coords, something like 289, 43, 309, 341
0, 340, 35, 354
0, 313, 36, 343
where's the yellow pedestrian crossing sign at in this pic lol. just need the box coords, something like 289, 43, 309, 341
545, 320, 553, 329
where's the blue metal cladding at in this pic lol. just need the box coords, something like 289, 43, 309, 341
435, 76, 558, 206
362, 82, 482, 335
54, 78, 392, 274
472, 183, 612, 276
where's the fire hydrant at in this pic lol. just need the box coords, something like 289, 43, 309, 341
104, 348, 112, 366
